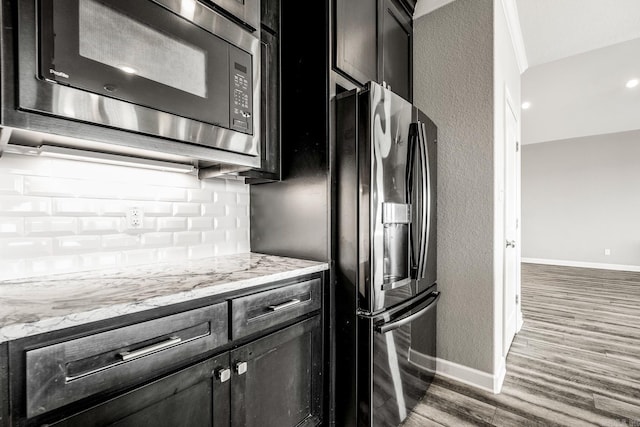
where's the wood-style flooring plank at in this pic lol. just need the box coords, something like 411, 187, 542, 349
402, 263, 640, 426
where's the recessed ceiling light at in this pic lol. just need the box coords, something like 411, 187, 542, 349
521, 101, 531, 110
626, 79, 639, 89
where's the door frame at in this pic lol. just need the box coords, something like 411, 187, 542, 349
502, 88, 523, 358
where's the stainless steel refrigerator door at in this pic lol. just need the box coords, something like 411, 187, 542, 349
357, 290, 439, 427
412, 111, 438, 294
364, 83, 415, 313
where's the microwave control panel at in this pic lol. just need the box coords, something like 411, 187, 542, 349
229, 46, 253, 134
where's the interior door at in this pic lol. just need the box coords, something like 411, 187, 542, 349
503, 97, 519, 355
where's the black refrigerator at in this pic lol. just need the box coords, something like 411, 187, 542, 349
335, 81, 439, 427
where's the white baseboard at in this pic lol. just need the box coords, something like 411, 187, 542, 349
522, 258, 640, 273
409, 349, 505, 394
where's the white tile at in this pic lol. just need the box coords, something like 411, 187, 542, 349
187, 189, 212, 202
0, 259, 26, 280
157, 217, 187, 231
188, 217, 213, 231
201, 178, 227, 193
158, 246, 188, 262
202, 230, 226, 244
201, 203, 226, 217
214, 191, 236, 205
237, 193, 250, 206
79, 218, 122, 234
225, 179, 248, 193
25, 217, 77, 236
237, 229, 250, 253
188, 244, 215, 259
0, 197, 51, 216
99, 201, 129, 216
0, 237, 53, 258
80, 252, 122, 270
138, 217, 157, 232
237, 216, 250, 229
226, 205, 246, 217
154, 186, 188, 202
172, 203, 201, 217
173, 231, 201, 246
27, 255, 81, 277
54, 236, 101, 254
0, 174, 23, 195
141, 232, 172, 247
53, 199, 100, 216
214, 239, 236, 256
214, 216, 237, 231
24, 176, 82, 197
102, 234, 140, 249
0, 218, 24, 236
123, 249, 157, 266
137, 201, 173, 217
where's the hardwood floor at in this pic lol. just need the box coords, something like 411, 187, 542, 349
402, 263, 640, 426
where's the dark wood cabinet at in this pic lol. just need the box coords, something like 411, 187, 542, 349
8, 274, 325, 427
46, 354, 231, 427
335, 0, 378, 86
241, 0, 281, 183
230, 316, 322, 427
380, 0, 412, 101
334, 0, 413, 101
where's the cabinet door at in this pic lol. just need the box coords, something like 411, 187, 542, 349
335, 0, 377, 85
241, 4, 281, 183
230, 316, 322, 427
47, 354, 230, 427
380, 0, 412, 101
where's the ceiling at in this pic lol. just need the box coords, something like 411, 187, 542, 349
518, 0, 640, 144
414, 0, 640, 145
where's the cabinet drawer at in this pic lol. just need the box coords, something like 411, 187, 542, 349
25, 303, 228, 418
231, 278, 321, 340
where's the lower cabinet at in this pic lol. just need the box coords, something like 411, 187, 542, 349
46, 354, 231, 427
230, 316, 322, 427
9, 275, 325, 427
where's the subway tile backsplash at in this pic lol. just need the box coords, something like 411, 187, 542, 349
0, 153, 250, 280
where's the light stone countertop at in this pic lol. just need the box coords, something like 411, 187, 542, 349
0, 253, 328, 343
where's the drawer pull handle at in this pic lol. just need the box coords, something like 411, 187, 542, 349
118, 336, 182, 362
268, 299, 301, 311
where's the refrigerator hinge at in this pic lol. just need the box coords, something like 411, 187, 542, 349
516, 141, 520, 152
515, 294, 519, 304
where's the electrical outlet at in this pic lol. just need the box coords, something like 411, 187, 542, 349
126, 207, 144, 230
604, 248, 611, 256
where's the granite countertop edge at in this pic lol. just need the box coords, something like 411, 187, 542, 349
0, 253, 329, 344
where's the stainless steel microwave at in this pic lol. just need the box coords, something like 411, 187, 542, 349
0, 0, 261, 169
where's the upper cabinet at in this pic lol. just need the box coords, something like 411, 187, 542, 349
241, 0, 282, 183
334, 0, 414, 101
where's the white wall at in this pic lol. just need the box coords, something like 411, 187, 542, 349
0, 153, 250, 280
413, 0, 521, 391
414, 0, 496, 375
522, 130, 640, 269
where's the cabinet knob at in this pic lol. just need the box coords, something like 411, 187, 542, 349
235, 361, 248, 375
215, 368, 231, 383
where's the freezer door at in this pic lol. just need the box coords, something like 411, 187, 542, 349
364, 83, 415, 313
357, 290, 439, 427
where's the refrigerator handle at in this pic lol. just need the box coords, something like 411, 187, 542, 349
376, 291, 441, 334
407, 123, 419, 279
417, 121, 430, 279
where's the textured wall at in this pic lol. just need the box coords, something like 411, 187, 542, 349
0, 154, 249, 280
413, 0, 496, 373
522, 130, 640, 267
